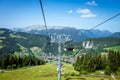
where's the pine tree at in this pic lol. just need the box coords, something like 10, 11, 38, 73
116, 51, 120, 67
101, 54, 107, 69
74, 56, 82, 71
108, 50, 118, 72
86, 58, 96, 72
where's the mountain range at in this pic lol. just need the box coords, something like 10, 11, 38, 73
0, 26, 120, 58
12, 25, 112, 41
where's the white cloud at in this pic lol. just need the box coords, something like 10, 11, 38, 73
86, 1, 98, 6
68, 10, 73, 14
76, 8, 90, 14
76, 8, 96, 18
80, 13, 96, 18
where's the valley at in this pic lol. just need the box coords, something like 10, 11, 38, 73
0, 28, 120, 80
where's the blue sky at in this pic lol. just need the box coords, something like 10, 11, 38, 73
0, 0, 120, 32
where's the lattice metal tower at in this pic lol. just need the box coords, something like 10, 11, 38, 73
50, 34, 71, 80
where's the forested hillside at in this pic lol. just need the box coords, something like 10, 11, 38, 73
0, 28, 47, 69
74, 50, 120, 74
73, 37, 120, 54
0, 28, 120, 57
0, 28, 48, 57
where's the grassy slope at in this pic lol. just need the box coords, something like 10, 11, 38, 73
104, 46, 120, 51
0, 62, 76, 80
0, 62, 117, 80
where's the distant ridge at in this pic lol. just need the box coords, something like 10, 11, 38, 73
109, 32, 120, 38
12, 25, 112, 41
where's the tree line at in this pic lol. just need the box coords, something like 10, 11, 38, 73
0, 55, 45, 69
74, 50, 120, 74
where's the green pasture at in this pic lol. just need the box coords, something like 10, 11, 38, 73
0, 62, 118, 80
104, 46, 120, 51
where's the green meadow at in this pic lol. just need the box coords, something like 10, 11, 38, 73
0, 62, 118, 80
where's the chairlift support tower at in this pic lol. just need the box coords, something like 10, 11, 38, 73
50, 34, 71, 80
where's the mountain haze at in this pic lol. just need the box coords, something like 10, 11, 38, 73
12, 25, 112, 41
109, 32, 120, 38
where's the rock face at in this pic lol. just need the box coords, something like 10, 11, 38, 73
82, 41, 93, 49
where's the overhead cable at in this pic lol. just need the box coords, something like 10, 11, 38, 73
39, 0, 120, 40
79, 13, 120, 39
39, 0, 49, 35
89, 13, 120, 30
